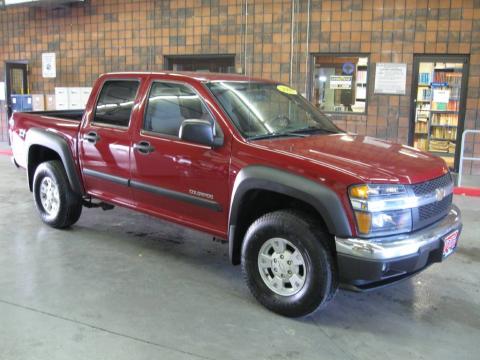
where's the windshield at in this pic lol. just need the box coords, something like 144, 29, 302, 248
206, 81, 341, 140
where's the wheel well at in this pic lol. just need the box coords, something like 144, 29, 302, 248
28, 145, 61, 191
230, 189, 332, 265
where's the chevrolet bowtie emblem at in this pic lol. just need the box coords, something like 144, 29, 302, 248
435, 188, 446, 202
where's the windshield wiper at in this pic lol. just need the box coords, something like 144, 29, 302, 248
247, 132, 308, 141
288, 126, 339, 135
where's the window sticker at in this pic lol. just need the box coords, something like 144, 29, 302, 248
277, 85, 297, 95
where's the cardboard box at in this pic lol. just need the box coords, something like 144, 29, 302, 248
31, 94, 45, 111
46, 94, 56, 110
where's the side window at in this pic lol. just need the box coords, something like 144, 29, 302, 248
144, 82, 214, 137
94, 80, 140, 127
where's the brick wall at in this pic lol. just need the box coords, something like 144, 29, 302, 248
0, 0, 479, 174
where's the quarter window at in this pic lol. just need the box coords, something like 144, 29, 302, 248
94, 80, 140, 127
143, 82, 214, 137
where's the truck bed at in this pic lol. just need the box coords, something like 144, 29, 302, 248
27, 110, 84, 121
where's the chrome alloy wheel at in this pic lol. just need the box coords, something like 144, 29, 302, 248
257, 237, 307, 296
39, 177, 60, 217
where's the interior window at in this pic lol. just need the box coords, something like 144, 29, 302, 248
144, 82, 214, 137
94, 80, 140, 127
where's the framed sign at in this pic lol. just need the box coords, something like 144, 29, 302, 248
42, 52, 56, 78
330, 75, 352, 90
374, 63, 407, 95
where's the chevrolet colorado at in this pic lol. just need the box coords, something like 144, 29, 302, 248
9, 72, 462, 317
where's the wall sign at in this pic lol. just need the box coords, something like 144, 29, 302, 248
433, 89, 450, 103
42, 52, 56, 78
374, 63, 407, 95
330, 75, 352, 90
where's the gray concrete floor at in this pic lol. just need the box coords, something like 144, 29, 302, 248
0, 153, 479, 360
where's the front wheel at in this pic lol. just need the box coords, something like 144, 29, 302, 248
241, 210, 337, 317
33, 160, 83, 229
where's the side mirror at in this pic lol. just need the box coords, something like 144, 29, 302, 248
179, 119, 223, 148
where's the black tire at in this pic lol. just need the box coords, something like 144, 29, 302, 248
33, 160, 83, 229
241, 210, 337, 317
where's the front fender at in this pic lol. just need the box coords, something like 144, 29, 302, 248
228, 165, 352, 264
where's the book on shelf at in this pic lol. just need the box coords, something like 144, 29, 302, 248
419, 72, 431, 84
356, 70, 367, 83
431, 126, 457, 140
429, 140, 450, 153
431, 113, 458, 126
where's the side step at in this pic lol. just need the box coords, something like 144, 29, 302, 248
82, 198, 115, 211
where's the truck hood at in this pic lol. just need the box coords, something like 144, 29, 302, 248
255, 134, 449, 184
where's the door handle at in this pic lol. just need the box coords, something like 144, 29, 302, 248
83, 131, 100, 144
133, 141, 155, 154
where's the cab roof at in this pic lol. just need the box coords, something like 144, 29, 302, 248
102, 71, 277, 83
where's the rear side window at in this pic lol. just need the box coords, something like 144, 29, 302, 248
143, 82, 214, 137
94, 80, 140, 127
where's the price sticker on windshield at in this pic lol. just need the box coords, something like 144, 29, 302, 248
277, 85, 297, 95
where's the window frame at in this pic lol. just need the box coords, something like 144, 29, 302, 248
308, 53, 370, 116
91, 78, 141, 129
141, 79, 221, 141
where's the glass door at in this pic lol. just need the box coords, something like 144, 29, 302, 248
410, 55, 469, 171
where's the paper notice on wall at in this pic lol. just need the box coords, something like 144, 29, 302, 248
330, 75, 352, 89
42, 52, 56, 78
374, 63, 407, 95
433, 89, 450, 103
0, 82, 5, 101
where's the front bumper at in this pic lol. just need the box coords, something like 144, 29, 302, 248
335, 205, 462, 290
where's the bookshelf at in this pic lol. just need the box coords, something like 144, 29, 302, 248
413, 62, 463, 168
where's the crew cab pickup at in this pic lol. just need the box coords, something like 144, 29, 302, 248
9, 72, 462, 317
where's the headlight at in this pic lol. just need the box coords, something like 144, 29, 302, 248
349, 184, 413, 237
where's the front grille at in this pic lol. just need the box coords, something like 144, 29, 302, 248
412, 173, 452, 196
411, 173, 453, 231
419, 194, 453, 221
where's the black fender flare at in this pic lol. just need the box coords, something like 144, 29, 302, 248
228, 165, 352, 264
25, 128, 84, 195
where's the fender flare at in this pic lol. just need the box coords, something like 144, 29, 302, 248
228, 165, 352, 264
25, 128, 84, 195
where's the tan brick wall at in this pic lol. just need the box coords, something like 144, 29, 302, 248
0, 0, 479, 174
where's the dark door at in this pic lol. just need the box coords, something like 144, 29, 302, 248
5, 62, 29, 119
409, 55, 469, 171
165, 55, 235, 73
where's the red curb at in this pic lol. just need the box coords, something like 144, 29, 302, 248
0, 149, 12, 156
454, 187, 480, 197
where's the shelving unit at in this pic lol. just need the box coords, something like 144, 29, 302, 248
412, 62, 463, 168
354, 58, 368, 111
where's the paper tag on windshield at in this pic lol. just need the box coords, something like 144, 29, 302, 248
277, 85, 297, 95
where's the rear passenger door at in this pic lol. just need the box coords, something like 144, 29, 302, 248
130, 79, 230, 236
79, 78, 142, 205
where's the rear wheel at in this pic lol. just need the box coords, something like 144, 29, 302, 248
33, 160, 83, 229
241, 210, 337, 317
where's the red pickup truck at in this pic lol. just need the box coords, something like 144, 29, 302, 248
9, 72, 462, 317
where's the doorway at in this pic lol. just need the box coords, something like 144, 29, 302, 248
165, 55, 236, 73
2, 62, 29, 142
409, 55, 469, 171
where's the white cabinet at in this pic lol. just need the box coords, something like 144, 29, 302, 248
68, 87, 83, 109
55, 87, 69, 110
80, 87, 92, 107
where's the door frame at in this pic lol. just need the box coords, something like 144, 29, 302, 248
4, 61, 29, 118
408, 54, 470, 172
